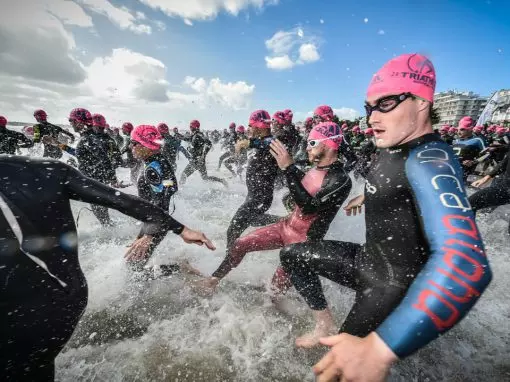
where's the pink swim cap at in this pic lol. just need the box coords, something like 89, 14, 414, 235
439, 125, 450, 133
496, 126, 507, 135
308, 122, 343, 150
131, 125, 162, 150
237, 125, 246, 134
367, 53, 436, 103
473, 126, 484, 134
458, 116, 474, 130
449, 127, 458, 134
272, 111, 287, 125
249, 110, 271, 129
313, 105, 334, 122
364, 128, 374, 136
283, 109, 293, 124
352, 125, 360, 133
0, 116, 7, 126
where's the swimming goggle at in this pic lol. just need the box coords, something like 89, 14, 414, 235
307, 134, 343, 148
364, 92, 414, 117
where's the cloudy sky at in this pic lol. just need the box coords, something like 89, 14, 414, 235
1, 0, 509, 128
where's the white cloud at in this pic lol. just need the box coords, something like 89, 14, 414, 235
378, 29, 385, 35
299, 43, 320, 63
265, 27, 321, 70
184, 18, 194, 26
333, 107, 360, 120
86, 48, 169, 102
299, 107, 360, 121
139, 0, 279, 21
0, 1, 89, 85
153, 20, 167, 31
364, 17, 368, 23
320, 19, 324, 24
79, 0, 152, 34
45, 0, 94, 27
265, 55, 295, 70
182, 76, 255, 110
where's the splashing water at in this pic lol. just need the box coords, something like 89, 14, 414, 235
49, 147, 510, 381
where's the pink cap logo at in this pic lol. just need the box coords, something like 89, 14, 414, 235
407, 54, 435, 75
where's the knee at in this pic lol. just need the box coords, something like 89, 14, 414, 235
280, 245, 299, 269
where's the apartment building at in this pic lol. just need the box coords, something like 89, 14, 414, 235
434, 91, 487, 127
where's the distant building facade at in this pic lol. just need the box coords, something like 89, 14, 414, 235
434, 91, 487, 127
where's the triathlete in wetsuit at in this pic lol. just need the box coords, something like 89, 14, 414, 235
470, 144, 510, 234
92, 113, 123, 169
180, 120, 227, 186
125, 125, 180, 272
218, 123, 237, 170
194, 122, 351, 297
221, 110, 281, 251
32, 109, 75, 159
0, 115, 34, 154
157, 123, 190, 172
58, 108, 118, 226
452, 117, 487, 182
305, 54, 492, 382
0, 156, 213, 382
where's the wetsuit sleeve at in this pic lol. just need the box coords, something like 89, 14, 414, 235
375, 142, 492, 358
59, 143, 76, 156
14, 131, 34, 149
284, 164, 351, 214
63, 164, 184, 235
487, 152, 508, 177
56, 126, 75, 142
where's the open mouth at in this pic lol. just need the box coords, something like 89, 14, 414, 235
373, 128, 385, 135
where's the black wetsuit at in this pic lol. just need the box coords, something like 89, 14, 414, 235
223, 137, 281, 252
0, 157, 184, 381
469, 145, 510, 234
95, 131, 123, 168
180, 131, 226, 185
161, 133, 190, 172
33, 122, 75, 159
61, 129, 118, 225
281, 133, 491, 358
218, 131, 237, 170
0, 127, 34, 154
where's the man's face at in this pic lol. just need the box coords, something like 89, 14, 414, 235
306, 140, 327, 163
458, 128, 472, 139
366, 93, 420, 148
131, 141, 152, 159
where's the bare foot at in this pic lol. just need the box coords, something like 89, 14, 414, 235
295, 324, 337, 348
178, 260, 204, 277
191, 277, 220, 297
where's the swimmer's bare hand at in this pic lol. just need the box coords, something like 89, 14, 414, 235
180, 227, 216, 250
124, 235, 152, 262
269, 139, 294, 170
472, 175, 492, 188
192, 276, 219, 297
344, 194, 365, 216
313, 332, 397, 382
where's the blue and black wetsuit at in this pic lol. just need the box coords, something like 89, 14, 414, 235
0, 157, 184, 381
281, 133, 492, 358
452, 135, 487, 181
131, 153, 179, 270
